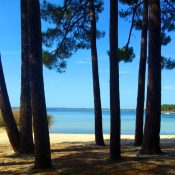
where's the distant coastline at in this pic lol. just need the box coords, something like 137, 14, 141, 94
161, 111, 175, 114
12, 107, 175, 114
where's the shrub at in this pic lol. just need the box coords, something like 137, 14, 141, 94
0, 109, 53, 128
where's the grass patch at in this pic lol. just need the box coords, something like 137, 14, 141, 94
0, 109, 53, 128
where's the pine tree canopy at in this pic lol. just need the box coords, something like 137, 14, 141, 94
41, 0, 104, 73
119, 0, 175, 69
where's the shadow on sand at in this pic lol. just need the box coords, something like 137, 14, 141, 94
0, 138, 175, 174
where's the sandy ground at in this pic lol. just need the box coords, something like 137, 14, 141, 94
1, 128, 175, 175
1, 128, 174, 144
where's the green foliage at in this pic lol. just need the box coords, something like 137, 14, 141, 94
107, 46, 135, 63
162, 1, 175, 33
119, 0, 143, 31
161, 104, 175, 112
41, 0, 104, 72
47, 113, 53, 128
161, 56, 175, 70
118, 47, 135, 62
42, 50, 67, 73
119, 0, 174, 47
119, 0, 175, 69
0, 109, 53, 128
120, 0, 139, 6
119, 0, 175, 40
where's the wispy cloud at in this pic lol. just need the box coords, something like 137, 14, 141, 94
163, 86, 175, 90
119, 71, 131, 75
76, 60, 91, 64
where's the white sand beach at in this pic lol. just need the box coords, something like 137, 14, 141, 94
1, 128, 175, 144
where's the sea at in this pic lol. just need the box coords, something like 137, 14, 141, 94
47, 108, 175, 135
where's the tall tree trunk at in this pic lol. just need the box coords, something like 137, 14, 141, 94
28, 0, 51, 168
109, 0, 121, 160
140, 0, 162, 154
0, 55, 20, 152
135, 0, 148, 146
89, 0, 105, 146
19, 0, 34, 154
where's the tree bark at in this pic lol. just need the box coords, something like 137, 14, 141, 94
89, 0, 105, 146
0, 55, 20, 152
135, 0, 148, 146
109, 0, 121, 160
28, 0, 51, 168
19, 0, 34, 154
140, 0, 162, 154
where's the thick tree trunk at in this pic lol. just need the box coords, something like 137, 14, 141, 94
135, 0, 148, 146
0, 55, 20, 152
140, 0, 162, 154
19, 0, 34, 154
28, 0, 51, 168
109, 0, 121, 160
89, 0, 105, 146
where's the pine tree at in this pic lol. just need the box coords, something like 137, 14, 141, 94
0, 55, 20, 152
110, 0, 121, 160
27, 0, 51, 168
89, 0, 105, 146
42, 0, 105, 146
19, 0, 34, 154
140, 0, 162, 154
119, 0, 175, 146
135, 0, 148, 146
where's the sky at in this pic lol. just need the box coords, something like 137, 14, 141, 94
0, 0, 175, 109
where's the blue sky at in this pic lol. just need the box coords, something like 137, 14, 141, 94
0, 0, 175, 109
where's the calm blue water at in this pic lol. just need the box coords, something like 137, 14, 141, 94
47, 108, 175, 135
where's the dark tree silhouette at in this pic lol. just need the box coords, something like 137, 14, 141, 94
119, 0, 175, 147
140, 0, 162, 154
135, 0, 148, 146
19, 0, 34, 154
41, 0, 104, 72
109, 0, 121, 160
0, 55, 20, 152
41, 1, 135, 147
89, 0, 104, 146
27, 0, 51, 168
42, 0, 105, 145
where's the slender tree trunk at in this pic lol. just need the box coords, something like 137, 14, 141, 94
89, 0, 105, 146
28, 0, 51, 168
110, 0, 121, 160
140, 0, 162, 154
0, 55, 20, 152
19, 0, 34, 154
135, 0, 148, 146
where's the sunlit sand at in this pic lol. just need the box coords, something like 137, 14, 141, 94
1, 128, 174, 144
1, 128, 175, 174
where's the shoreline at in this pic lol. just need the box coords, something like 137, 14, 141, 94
0, 128, 175, 144
161, 111, 175, 114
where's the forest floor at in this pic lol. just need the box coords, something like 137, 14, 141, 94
0, 129, 175, 175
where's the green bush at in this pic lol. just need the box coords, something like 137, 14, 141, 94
161, 104, 175, 112
0, 109, 53, 128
